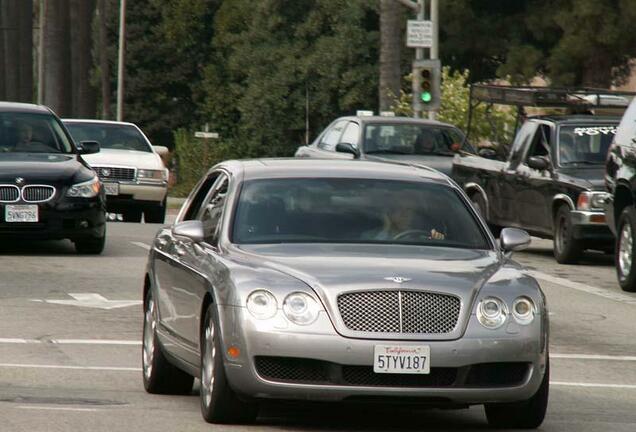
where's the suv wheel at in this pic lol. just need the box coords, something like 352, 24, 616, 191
553, 205, 582, 264
144, 199, 166, 224
617, 207, 636, 292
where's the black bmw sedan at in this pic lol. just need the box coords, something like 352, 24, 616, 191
0, 102, 106, 254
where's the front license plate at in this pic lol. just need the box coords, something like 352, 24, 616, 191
5, 205, 39, 223
373, 345, 430, 374
104, 183, 119, 196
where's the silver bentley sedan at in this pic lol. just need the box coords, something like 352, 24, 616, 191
142, 159, 549, 428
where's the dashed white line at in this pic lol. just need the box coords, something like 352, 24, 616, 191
0, 338, 140, 346
131, 241, 151, 251
0, 363, 140, 372
526, 270, 636, 305
551, 353, 636, 362
17, 406, 99, 412
551, 381, 636, 390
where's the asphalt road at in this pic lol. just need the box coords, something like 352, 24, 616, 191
0, 220, 635, 432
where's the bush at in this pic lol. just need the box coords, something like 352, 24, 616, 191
391, 67, 516, 149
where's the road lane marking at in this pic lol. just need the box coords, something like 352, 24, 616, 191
0, 363, 140, 372
0, 338, 141, 345
552, 353, 636, 361
131, 241, 151, 250
32, 293, 142, 310
526, 270, 636, 305
551, 381, 636, 390
17, 406, 99, 412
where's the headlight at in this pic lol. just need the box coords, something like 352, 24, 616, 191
476, 296, 508, 329
512, 296, 536, 325
577, 191, 609, 210
282, 292, 321, 325
137, 169, 167, 181
66, 177, 101, 198
246, 290, 277, 319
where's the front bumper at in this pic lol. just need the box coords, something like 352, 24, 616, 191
569, 210, 613, 244
103, 181, 167, 212
216, 305, 547, 405
0, 198, 106, 241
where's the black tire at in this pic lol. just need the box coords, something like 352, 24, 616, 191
616, 207, 636, 292
122, 209, 142, 223
200, 304, 257, 424
553, 205, 583, 264
470, 192, 502, 238
74, 234, 105, 254
144, 200, 167, 224
485, 360, 549, 429
142, 290, 194, 394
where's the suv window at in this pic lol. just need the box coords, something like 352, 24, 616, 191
615, 99, 636, 147
508, 122, 538, 167
339, 122, 360, 146
525, 124, 551, 161
198, 174, 229, 244
318, 120, 347, 151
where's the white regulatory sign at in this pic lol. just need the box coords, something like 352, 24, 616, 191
406, 20, 433, 48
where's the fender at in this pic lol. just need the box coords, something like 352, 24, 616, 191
464, 182, 490, 219
552, 193, 575, 214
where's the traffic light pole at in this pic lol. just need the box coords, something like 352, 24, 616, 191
428, 0, 438, 120
413, 0, 425, 119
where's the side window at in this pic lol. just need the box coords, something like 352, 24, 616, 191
198, 175, 229, 244
615, 99, 636, 147
318, 120, 347, 151
182, 173, 220, 221
525, 124, 551, 161
339, 122, 360, 146
508, 122, 538, 167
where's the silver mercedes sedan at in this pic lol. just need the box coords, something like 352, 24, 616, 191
142, 159, 549, 428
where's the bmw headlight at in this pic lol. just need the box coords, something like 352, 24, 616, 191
66, 177, 101, 198
282, 292, 321, 325
476, 296, 508, 329
512, 296, 536, 325
138, 169, 167, 182
246, 290, 277, 320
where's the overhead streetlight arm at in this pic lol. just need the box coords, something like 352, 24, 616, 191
394, 0, 420, 12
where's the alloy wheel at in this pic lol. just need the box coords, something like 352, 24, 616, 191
142, 298, 156, 380
619, 222, 633, 278
201, 318, 216, 408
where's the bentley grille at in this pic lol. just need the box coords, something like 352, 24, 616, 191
94, 166, 135, 181
0, 185, 20, 202
337, 290, 461, 334
22, 185, 55, 203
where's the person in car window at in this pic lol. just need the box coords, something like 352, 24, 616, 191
363, 198, 445, 241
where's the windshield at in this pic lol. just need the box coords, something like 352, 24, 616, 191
558, 124, 617, 166
0, 112, 74, 154
363, 124, 472, 156
232, 178, 490, 249
65, 122, 152, 152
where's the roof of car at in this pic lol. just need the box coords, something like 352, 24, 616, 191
338, 115, 459, 128
62, 118, 138, 127
0, 102, 52, 114
217, 158, 452, 184
528, 115, 622, 124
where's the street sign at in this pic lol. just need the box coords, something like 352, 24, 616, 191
407, 20, 433, 48
194, 131, 219, 139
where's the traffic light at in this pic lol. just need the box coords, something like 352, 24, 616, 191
412, 59, 441, 112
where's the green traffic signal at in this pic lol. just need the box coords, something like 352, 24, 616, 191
421, 91, 432, 103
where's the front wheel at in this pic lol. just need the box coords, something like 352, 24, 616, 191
200, 304, 257, 424
144, 199, 166, 224
74, 234, 105, 254
616, 207, 636, 292
553, 205, 582, 264
484, 360, 549, 429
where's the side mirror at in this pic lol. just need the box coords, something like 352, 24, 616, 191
153, 145, 169, 157
172, 220, 204, 243
499, 227, 531, 253
527, 156, 550, 171
335, 142, 360, 159
77, 140, 100, 155
478, 148, 497, 159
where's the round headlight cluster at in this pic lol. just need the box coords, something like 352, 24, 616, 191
246, 290, 277, 320
283, 292, 321, 325
476, 296, 537, 329
477, 297, 508, 329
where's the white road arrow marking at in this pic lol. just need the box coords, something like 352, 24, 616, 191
32, 293, 141, 310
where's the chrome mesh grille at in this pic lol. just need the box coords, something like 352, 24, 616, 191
94, 166, 135, 181
0, 185, 20, 202
337, 290, 460, 334
22, 185, 55, 203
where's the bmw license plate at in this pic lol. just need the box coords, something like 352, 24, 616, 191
373, 345, 430, 374
5, 205, 39, 223
104, 183, 119, 196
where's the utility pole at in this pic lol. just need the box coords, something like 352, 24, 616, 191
116, 0, 126, 121
428, 0, 438, 120
37, 0, 46, 105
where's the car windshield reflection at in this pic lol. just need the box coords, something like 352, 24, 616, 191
363, 124, 470, 156
0, 113, 74, 154
558, 124, 617, 166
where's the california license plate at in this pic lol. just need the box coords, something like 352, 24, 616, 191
104, 183, 119, 196
373, 345, 430, 374
5, 205, 39, 223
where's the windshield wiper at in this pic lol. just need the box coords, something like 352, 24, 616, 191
366, 149, 411, 155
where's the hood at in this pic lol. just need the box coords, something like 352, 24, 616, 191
82, 148, 165, 170
366, 154, 454, 176
556, 166, 605, 190
0, 153, 89, 185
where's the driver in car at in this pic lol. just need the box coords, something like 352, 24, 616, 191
363, 197, 445, 241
